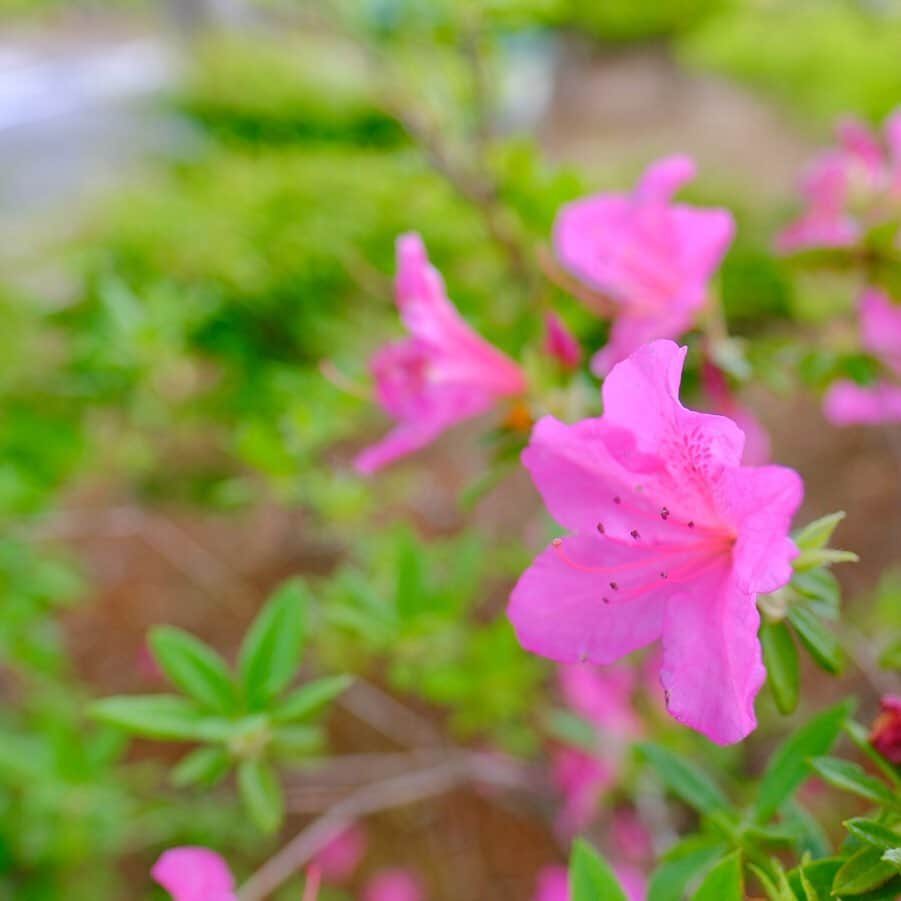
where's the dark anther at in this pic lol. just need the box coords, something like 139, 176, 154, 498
596, 522, 605, 534
602, 596, 611, 605
630, 529, 640, 540
660, 572, 667, 579
660, 507, 670, 520
613, 495, 622, 505
687, 520, 695, 529
610, 581, 618, 590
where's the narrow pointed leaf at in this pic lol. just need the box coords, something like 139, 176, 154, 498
238, 758, 284, 834
844, 819, 901, 853
172, 746, 232, 788
754, 699, 854, 823
787, 605, 844, 674
637, 742, 729, 814
832, 846, 897, 895
809, 757, 898, 807
271, 675, 352, 723
239, 579, 307, 710
693, 851, 743, 901
647, 837, 725, 901
89, 695, 230, 742
149, 625, 236, 713
761, 619, 800, 714
569, 839, 628, 901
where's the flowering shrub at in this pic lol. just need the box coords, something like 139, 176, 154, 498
2, 3, 901, 900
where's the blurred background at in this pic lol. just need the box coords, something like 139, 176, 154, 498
1, 0, 900, 898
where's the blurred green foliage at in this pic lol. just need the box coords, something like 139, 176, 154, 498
682, 1, 901, 125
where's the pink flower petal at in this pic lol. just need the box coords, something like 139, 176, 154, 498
659, 567, 765, 745
151, 847, 236, 901
860, 287, 901, 375
824, 380, 901, 425
356, 234, 525, 473
363, 868, 423, 901
509, 340, 802, 745
613, 863, 647, 901
544, 311, 582, 369
634, 154, 696, 204
312, 824, 367, 883
534, 866, 571, 901
553, 746, 615, 835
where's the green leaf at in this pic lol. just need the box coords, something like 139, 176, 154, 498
754, 699, 854, 823
647, 837, 725, 901
844, 819, 901, 853
89, 695, 230, 742
786, 605, 844, 674
761, 619, 800, 714
149, 625, 236, 713
693, 851, 743, 901
238, 758, 284, 834
833, 846, 898, 895
270, 724, 323, 759
239, 579, 307, 710
792, 569, 840, 620
882, 849, 901, 873
844, 720, 901, 789
172, 746, 232, 788
809, 757, 898, 807
793, 548, 859, 572
271, 674, 352, 723
637, 742, 729, 815
793, 512, 845, 551
569, 839, 628, 901
787, 858, 842, 900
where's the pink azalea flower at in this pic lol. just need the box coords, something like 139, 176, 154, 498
311, 823, 367, 883
508, 340, 803, 745
355, 233, 526, 474
553, 155, 734, 376
824, 287, 901, 426
544, 311, 582, 369
533, 866, 570, 901
777, 109, 901, 253
702, 362, 770, 466
363, 868, 423, 901
151, 847, 237, 901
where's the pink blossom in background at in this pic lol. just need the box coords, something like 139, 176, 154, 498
151, 847, 237, 901
544, 311, 582, 369
354, 233, 526, 474
611, 809, 653, 865
558, 663, 642, 740
777, 108, 901, 254
312, 823, 367, 883
508, 340, 803, 745
552, 745, 615, 836
824, 288, 901, 426
533, 866, 570, 901
362, 868, 423, 901
553, 155, 734, 376
702, 362, 771, 465
613, 863, 647, 901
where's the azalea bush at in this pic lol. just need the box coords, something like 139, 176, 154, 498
2, 1, 901, 899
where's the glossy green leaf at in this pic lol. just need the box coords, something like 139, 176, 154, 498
693, 851, 743, 901
833, 846, 898, 895
791, 568, 840, 620
753, 699, 853, 823
761, 619, 800, 714
149, 625, 236, 713
239, 579, 307, 709
787, 858, 842, 900
271, 674, 352, 723
809, 757, 898, 807
89, 695, 230, 742
787, 605, 844, 674
844, 818, 901, 852
569, 839, 628, 901
882, 849, 901, 873
637, 742, 729, 815
238, 758, 284, 834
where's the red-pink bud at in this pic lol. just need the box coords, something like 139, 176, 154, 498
870, 694, 901, 765
544, 312, 581, 369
